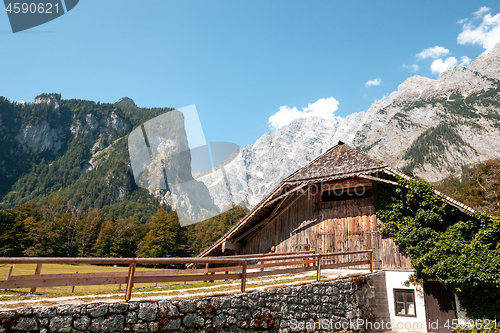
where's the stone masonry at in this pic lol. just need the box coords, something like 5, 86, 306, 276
0, 273, 381, 333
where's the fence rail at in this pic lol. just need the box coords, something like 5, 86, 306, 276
0, 250, 373, 300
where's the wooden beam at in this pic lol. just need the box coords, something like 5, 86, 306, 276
0, 276, 129, 289
4, 266, 12, 291
234, 194, 288, 242
222, 240, 242, 254
357, 174, 399, 186
365, 169, 475, 214
71, 271, 77, 293
369, 251, 374, 272
125, 262, 136, 301
236, 190, 306, 243
321, 260, 371, 270
319, 249, 375, 256
209, 250, 315, 259
247, 259, 315, 270
316, 255, 321, 282
0, 273, 249, 289
133, 273, 241, 284
246, 265, 314, 279
30, 263, 42, 293
241, 260, 247, 293
264, 183, 307, 207
322, 179, 372, 192
435, 190, 476, 213
7, 271, 130, 281
208, 182, 287, 251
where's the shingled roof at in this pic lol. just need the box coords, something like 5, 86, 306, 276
195, 141, 475, 259
284, 141, 386, 183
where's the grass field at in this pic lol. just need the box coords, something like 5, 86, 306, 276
0, 262, 333, 311
0, 263, 223, 296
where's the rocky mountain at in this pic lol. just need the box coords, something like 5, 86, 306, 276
354, 44, 500, 180
2, 42, 500, 217
0, 94, 172, 222
229, 42, 500, 206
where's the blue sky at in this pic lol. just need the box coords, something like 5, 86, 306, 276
1, 1, 500, 148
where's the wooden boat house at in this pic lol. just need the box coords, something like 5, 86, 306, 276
197, 141, 474, 332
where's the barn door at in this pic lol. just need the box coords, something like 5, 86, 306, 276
317, 199, 349, 265
423, 281, 457, 332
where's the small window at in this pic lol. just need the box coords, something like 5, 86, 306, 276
394, 289, 416, 317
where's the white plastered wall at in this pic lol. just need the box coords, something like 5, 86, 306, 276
385, 270, 428, 333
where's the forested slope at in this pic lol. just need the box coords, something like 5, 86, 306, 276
435, 158, 500, 216
0, 94, 248, 258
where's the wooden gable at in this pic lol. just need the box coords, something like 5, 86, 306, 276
242, 178, 412, 269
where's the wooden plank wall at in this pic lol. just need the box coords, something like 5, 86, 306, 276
243, 193, 316, 255
242, 182, 412, 269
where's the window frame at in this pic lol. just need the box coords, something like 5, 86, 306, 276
393, 289, 417, 317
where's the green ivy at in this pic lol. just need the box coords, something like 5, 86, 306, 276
373, 177, 500, 319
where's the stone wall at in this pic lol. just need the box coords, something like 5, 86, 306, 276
0, 273, 381, 333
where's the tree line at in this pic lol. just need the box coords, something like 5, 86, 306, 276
0, 196, 248, 259
435, 158, 500, 217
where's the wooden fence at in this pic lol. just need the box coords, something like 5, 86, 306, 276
0, 250, 373, 301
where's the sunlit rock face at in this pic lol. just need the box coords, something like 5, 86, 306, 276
229, 42, 500, 207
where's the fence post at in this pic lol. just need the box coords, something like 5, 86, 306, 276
205, 263, 209, 282
4, 266, 13, 291
30, 263, 42, 293
125, 262, 136, 301
316, 254, 321, 282
369, 250, 374, 272
71, 272, 77, 293
241, 260, 247, 293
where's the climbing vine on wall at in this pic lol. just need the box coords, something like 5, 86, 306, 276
373, 177, 500, 319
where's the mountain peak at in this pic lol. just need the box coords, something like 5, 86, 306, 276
238, 44, 500, 205
116, 97, 136, 107
33, 93, 60, 109
467, 40, 500, 80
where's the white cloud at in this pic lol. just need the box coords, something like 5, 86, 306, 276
457, 7, 500, 52
416, 46, 450, 60
430, 57, 458, 74
402, 63, 419, 72
268, 97, 339, 130
365, 78, 381, 87
460, 56, 472, 66
474, 6, 491, 18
